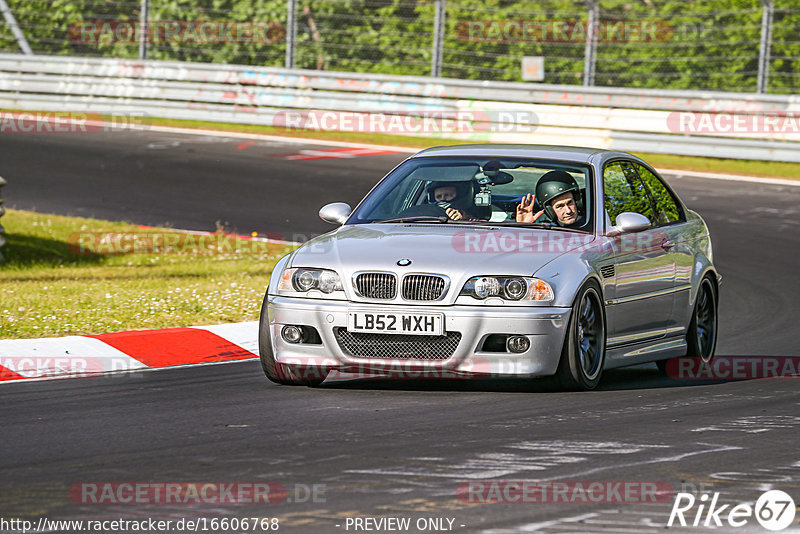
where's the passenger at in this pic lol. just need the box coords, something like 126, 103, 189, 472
516, 170, 583, 228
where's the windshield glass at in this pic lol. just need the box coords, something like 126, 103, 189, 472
350, 156, 593, 230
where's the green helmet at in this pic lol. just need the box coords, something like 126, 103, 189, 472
535, 170, 580, 224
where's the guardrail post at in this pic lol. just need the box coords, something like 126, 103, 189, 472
0, 175, 6, 261
431, 0, 445, 77
0, 0, 33, 55
285, 0, 298, 68
583, 0, 598, 86
757, 0, 773, 93
138, 0, 149, 60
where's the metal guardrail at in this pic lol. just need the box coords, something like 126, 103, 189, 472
1, 54, 800, 162
3, 54, 799, 112
0, 175, 6, 260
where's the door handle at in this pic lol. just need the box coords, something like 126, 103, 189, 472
661, 239, 675, 250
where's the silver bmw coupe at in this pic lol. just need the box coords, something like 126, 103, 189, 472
259, 145, 720, 390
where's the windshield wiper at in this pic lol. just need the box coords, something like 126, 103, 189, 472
374, 216, 450, 224
490, 221, 554, 229
492, 222, 590, 233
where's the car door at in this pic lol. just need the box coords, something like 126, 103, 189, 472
602, 160, 676, 347
632, 163, 693, 337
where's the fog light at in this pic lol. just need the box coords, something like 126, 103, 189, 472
282, 325, 303, 344
507, 335, 530, 353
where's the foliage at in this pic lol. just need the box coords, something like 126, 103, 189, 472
0, 0, 796, 93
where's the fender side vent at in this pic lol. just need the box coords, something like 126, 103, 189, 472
600, 265, 615, 279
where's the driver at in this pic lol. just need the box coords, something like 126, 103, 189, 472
428, 181, 483, 221
516, 170, 584, 228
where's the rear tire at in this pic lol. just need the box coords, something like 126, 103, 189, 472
556, 281, 606, 391
655, 275, 717, 376
258, 296, 326, 386
686, 276, 718, 362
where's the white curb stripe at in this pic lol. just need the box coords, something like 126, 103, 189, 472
0, 336, 146, 379
191, 321, 260, 355
0, 322, 260, 383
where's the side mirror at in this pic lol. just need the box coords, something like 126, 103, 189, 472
607, 212, 651, 237
319, 202, 352, 225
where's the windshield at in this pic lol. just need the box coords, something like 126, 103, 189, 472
350, 156, 593, 230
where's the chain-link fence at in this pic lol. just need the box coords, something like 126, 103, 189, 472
0, 0, 797, 94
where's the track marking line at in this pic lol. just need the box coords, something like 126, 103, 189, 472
274, 147, 403, 160
661, 168, 800, 187
143, 124, 419, 153
32, 119, 794, 185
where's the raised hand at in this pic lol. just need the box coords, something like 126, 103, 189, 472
516, 194, 544, 223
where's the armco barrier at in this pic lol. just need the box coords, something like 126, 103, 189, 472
1, 54, 800, 162
0, 175, 6, 260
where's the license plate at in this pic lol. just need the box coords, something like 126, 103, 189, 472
348, 311, 444, 336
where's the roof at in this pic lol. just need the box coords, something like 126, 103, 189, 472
410, 144, 625, 163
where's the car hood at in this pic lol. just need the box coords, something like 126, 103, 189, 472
290, 224, 595, 292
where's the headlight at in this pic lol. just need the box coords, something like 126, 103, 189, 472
460, 276, 553, 302
473, 277, 500, 299
504, 277, 527, 300
278, 268, 344, 295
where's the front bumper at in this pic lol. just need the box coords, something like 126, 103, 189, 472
266, 295, 571, 378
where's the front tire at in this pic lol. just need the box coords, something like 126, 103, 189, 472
556, 281, 606, 391
258, 296, 326, 386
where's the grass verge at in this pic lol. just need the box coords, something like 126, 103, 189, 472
0, 209, 294, 339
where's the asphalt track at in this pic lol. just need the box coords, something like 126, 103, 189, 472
1, 129, 402, 240
1, 129, 800, 533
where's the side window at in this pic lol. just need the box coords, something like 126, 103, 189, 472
634, 164, 684, 225
603, 161, 655, 226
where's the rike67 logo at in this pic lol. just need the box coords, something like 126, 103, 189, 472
668, 490, 796, 531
